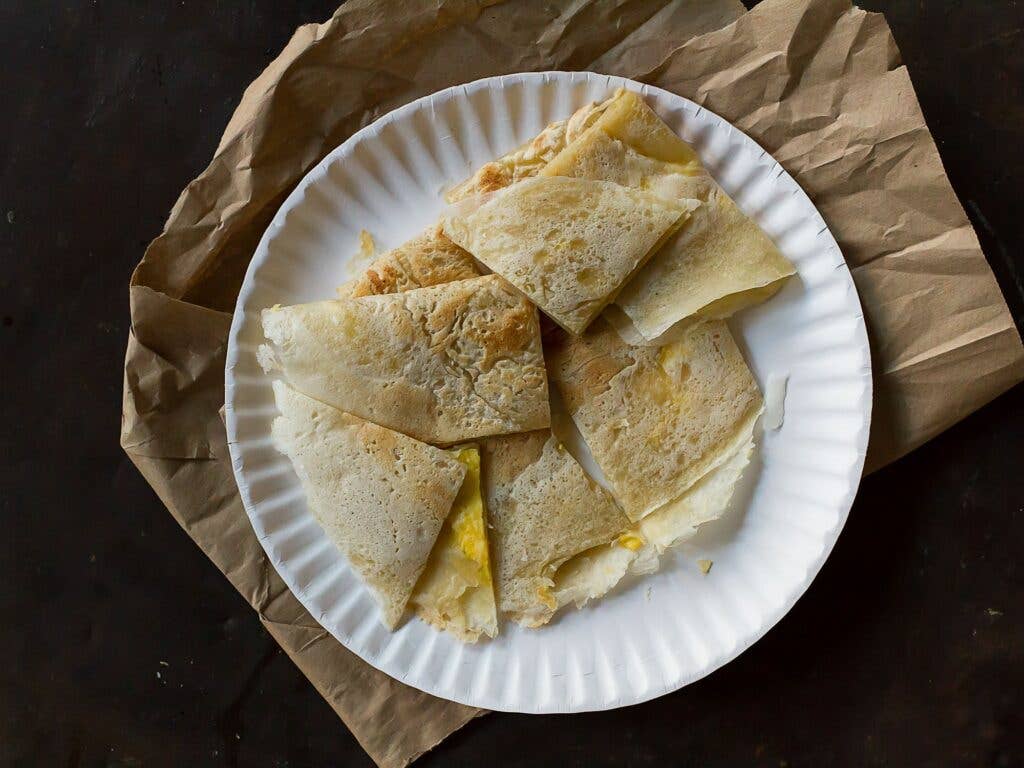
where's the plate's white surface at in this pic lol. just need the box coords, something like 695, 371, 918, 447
225, 72, 872, 713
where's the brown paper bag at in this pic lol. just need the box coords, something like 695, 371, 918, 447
122, 0, 1024, 764
120, 2, 746, 766
637, 0, 1024, 470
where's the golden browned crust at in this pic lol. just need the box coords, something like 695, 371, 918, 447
471, 162, 514, 195
347, 224, 480, 298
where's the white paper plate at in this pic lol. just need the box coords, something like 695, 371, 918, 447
225, 72, 872, 713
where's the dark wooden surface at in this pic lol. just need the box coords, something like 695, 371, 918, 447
1, 1, 1022, 766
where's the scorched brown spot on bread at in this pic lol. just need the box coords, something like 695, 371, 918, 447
473, 162, 514, 195
339, 224, 480, 298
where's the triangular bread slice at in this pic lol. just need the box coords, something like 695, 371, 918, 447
541, 89, 795, 340
259, 274, 550, 444
443, 176, 692, 334
479, 430, 630, 628
546, 317, 762, 523
269, 381, 466, 629
338, 224, 480, 298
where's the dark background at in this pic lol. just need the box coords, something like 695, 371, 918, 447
1, 1, 1022, 766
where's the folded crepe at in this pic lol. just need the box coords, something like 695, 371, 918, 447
269, 381, 466, 630
259, 274, 550, 444
546, 317, 762, 522
338, 223, 480, 298
443, 176, 692, 334
445, 99, 611, 202
332, 241, 497, 642
409, 445, 498, 642
541, 89, 796, 340
552, 434, 753, 610
479, 430, 630, 628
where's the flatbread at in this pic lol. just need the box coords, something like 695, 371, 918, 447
330, 235, 497, 641
618, 184, 796, 333
541, 121, 708, 197
553, 433, 754, 610
259, 274, 550, 444
549, 88, 701, 168
338, 224, 480, 298
445, 98, 612, 202
541, 89, 796, 340
443, 176, 691, 334
479, 430, 630, 628
269, 381, 465, 630
546, 317, 762, 522
410, 446, 498, 643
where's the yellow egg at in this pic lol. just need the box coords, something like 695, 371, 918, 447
410, 447, 498, 642
617, 532, 645, 552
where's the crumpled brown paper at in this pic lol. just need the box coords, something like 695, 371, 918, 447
636, 0, 1024, 471
120, 0, 1024, 764
120, 2, 745, 766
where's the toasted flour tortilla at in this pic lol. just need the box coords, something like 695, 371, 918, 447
270, 381, 465, 629
443, 176, 691, 334
259, 274, 550, 444
338, 224, 480, 298
540, 89, 795, 339
479, 430, 630, 628
546, 317, 762, 522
